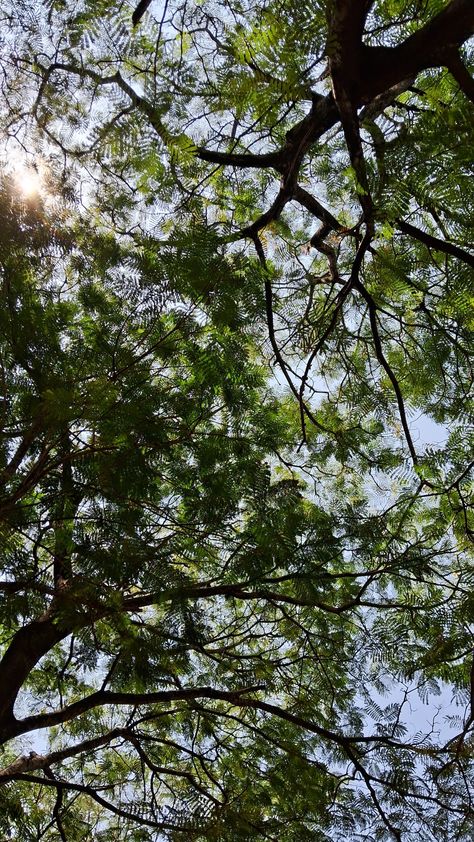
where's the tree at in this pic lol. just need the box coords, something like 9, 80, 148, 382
0, 1, 473, 839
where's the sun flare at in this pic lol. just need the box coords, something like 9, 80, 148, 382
15, 165, 42, 197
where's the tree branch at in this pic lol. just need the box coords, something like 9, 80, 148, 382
0, 729, 126, 779
292, 185, 344, 231
9, 773, 182, 832
397, 219, 474, 267
10, 685, 265, 741
132, 0, 153, 27
445, 50, 474, 104
355, 281, 418, 464
360, 0, 474, 103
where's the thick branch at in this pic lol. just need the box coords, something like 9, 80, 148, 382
132, 0, 153, 27
360, 0, 474, 103
0, 616, 66, 725
0, 585, 108, 727
197, 146, 282, 170
445, 50, 474, 104
326, 0, 375, 99
12, 683, 405, 753
0, 729, 126, 780
0, 422, 41, 483
8, 684, 264, 742
397, 219, 474, 267
292, 185, 344, 231
238, 187, 290, 240
122, 582, 362, 615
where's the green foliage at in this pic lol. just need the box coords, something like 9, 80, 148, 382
0, 1, 473, 840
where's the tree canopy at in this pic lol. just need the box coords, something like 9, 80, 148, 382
0, 1, 473, 839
